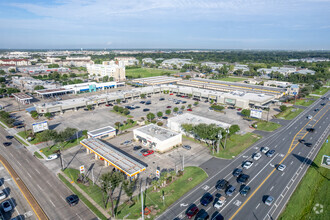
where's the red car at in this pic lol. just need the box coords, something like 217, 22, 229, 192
237, 108, 242, 111
186, 204, 199, 218
167, 106, 172, 108
143, 150, 154, 156
187, 109, 192, 111
170, 93, 174, 95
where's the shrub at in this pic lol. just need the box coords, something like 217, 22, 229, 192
151, 119, 157, 124
280, 105, 288, 112
157, 122, 163, 126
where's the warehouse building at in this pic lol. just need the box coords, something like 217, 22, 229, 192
167, 113, 231, 133
133, 124, 182, 153
87, 126, 116, 140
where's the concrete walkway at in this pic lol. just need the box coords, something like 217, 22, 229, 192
59, 170, 111, 219
0, 120, 48, 159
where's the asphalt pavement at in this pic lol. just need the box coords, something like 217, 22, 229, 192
0, 128, 97, 220
156, 93, 330, 220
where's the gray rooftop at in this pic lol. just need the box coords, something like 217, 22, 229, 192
134, 124, 181, 142
87, 126, 116, 136
81, 138, 146, 176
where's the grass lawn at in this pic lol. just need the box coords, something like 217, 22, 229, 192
126, 68, 176, 78
214, 133, 261, 159
0, 118, 13, 128
255, 121, 282, 132
58, 173, 107, 220
14, 135, 29, 146
275, 107, 304, 120
120, 121, 137, 131
116, 167, 207, 219
110, 110, 133, 118
217, 77, 248, 82
278, 136, 329, 220
17, 130, 43, 145
290, 99, 315, 106
312, 87, 330, 95
34, 151, 43, 159
40, 136, 85, 157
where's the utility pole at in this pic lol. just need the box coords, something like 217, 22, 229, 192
182, 155, 185, 171
217, 132, 222, 153
141, 184, 144, 220
267, 104, 270, 122
59, 149, 64, 170
224, 129, 229, 150
92, 167, 94, 185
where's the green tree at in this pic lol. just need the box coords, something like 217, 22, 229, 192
157, 111, 163, 118
147, 112, 155, 121
30, 111, 39, 119
188, 104, 192, 109
194, 101, 199, 106
102, 76, 109, 82
280, 105, 288, 112
0, 77, 5, 83
34, 85, 45, 90
109, 77, 114, 81
44, 112, 52, 119
229, 125, 240, 135
48, 64, 59, 68
113, 105, 119, 112
165, 109, 171, 115
140, 93, 146, 99
86, 105, 93, 111
122, 180, 135, 202
173, 107, 179, 113
241, 109, 251, 117
9, 69, 16, 73
123, 109, 130, 115
116, 99, 121, 104
115, 122, 121, 131
181, 105, 185, 110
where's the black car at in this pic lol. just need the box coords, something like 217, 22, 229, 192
140, 101, 145, 104
143, 108, 150, 112
314, 108, 319, 112
66, 194, 79, 206
135, 106, 140, 109
159, 98, 165, 101
215, 179, 229, 191
321, 103, 326, 106
266, 150, 275, 157
145, 101, 151, 105
162, 116, 168, 119
133, 146, 142, 151
195, 209, 209, 220
125, 106, 131, 109
182, 101, 187, 104
237, 174, 250, 184
200, 193, 213, 206
3, 142, 11, 147
240, 185, 251, 197
305, 143, 312, 147
307, 128, 315, 132
140, 149, 148, 153
6, 136, 13, 139
233, 168, 243, 177
13, 121, 23, 126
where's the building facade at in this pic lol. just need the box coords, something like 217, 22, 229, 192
86, 63, 126, 81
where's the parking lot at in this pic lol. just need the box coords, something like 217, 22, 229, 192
0, 163, 35, 220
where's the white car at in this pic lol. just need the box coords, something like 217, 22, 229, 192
214, 196, 226, 209
46, 154, 58, 161
242, 161, 253, 169
0, 190, 6, 200
1, 200, 12, 212
277, 164, 286, 171
261, 147, 269, 153
307, 115, 313, 119
252, 152, 262, 160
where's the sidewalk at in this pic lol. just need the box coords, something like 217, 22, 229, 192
0, 120, 48, 160
59, 170, 111, 219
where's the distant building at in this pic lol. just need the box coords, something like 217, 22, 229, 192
287, 84, 300, 96
264, 80, 291, 88
294, 69, 315, 75
86, 63, 126, 81
257, 67, 296, 76
233, 64, 249, 72
201, 62, 223, 70
12, 76, 57, 92
0, 59, 31, 66
142, 58, 156, 65
161, 58, 192, 69
114, 57, 139, 66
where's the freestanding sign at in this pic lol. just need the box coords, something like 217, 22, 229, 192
156, 167, 160, 179
250, 109, 263, 119
32, 121, 49, 133
80, 165, 85, 174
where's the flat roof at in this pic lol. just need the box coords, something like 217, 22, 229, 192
12, 93, 33, 100
80, 138, 146, 177
35, 88, 74, 95
88, 126, 116, 137
132, 76, 182, 84
134, 124, 181, 142
168, 113, 231, 129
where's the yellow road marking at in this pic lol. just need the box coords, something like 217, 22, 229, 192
229, 105, 329, 220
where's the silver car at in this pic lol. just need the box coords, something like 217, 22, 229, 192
265, 196, 274, 206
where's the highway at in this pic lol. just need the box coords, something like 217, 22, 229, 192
0, 127, 97, 220
157, 93, 330, 220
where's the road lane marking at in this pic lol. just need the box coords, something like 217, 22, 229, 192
17, 161, 22, 166
270, 186, 274, 191
49, 199, 56, 208
35, 169, 40, 175
36, 184, 43, 192
290, 161, 293, 165
298, 152, 301, 155
281, 172, 285, 176
256, 203, 260, 209
27, 172, 32, 178
229, 106, 329, 220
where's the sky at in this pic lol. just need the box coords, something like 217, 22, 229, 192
0, 0, 329, 50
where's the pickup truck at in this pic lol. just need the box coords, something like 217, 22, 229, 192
214, 196, 226, 209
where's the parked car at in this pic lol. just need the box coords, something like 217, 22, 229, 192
200, 193, 213, 206
133, 146, 142, 151
215, 179, 229, 191
225, 185, 236, 196
264, 196, 274, 206
166, 106, 172, 108
186, 204, 199, 219
182, 145, 191, 150
242, 161, 253, 169
159, 98, 165, 101
46, 154, 58, 161
261, 147, 269, 153
1, 200, 12, 212
122, 140, 131, 145
143, 108, 150, 112
187, 109, 193, 111
140, 149, 148, 153
237, 174, 250, 184
266, 150, 275, 157
5, 136, 13, 139
162, 116, 168, 120
140, 101, 145, 104
145, 101, 151, 105
143, 150, 154, 156
3, 142, 11, 147
232, 168, 243, 177
0, 190, 6, 200
240, 185, 250, 197
252, 152, 262, 160
277, 164, 286, 171
214, 196, 226, 209
66, 195, 79, 206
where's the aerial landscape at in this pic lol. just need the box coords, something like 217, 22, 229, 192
0, 0, 329, 220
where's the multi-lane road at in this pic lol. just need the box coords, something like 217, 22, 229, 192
0, 127, 97, 219
157, 93, 330, 220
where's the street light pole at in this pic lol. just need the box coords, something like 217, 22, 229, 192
224, 129, 229, 150
141, 184, 144, 220
217, 131, 222, 153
